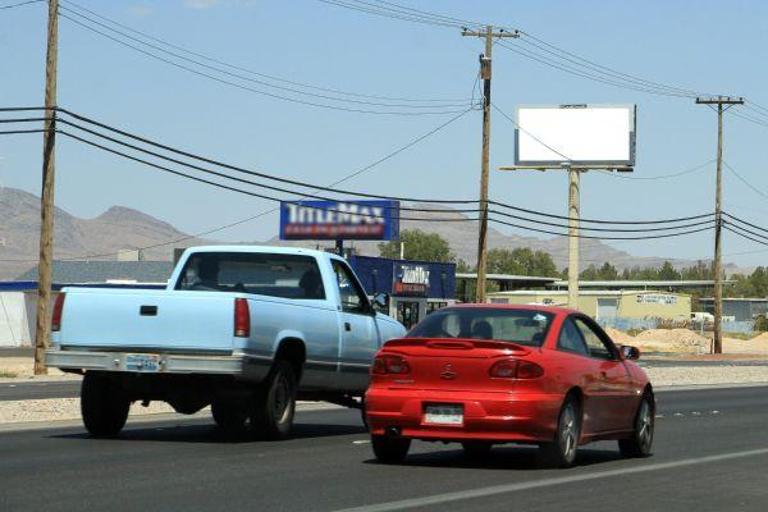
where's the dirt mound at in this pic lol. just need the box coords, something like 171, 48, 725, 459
604, 328, 635, 345
633, 329, 709, 353
750, 332, 768, 343
723, 336, 768, 354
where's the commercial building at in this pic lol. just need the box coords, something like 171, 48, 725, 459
487, 289, 691, 321
699, 298, 768, 322
349, 255, 456, 329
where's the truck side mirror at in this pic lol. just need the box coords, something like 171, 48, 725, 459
373, 293, 389, 310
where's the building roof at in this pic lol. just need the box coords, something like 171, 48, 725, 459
16, 260, 174, 284
699, 297, 768, 303
549, 279, 731, 289
489, 289, 689, 297
456, 273, 557, 284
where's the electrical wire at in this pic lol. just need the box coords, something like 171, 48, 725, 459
723, 212, 768, 236
724, 223, 768, 247
595, 160, 714, 181
60, 6, 472, 110
59, 13, 471, 117
57, 117, 717, 235
61, 0, 474, 105
723, 161, 768, 200
0, 0, 42, 10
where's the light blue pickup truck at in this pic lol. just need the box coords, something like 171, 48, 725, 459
46, 246, 406, 439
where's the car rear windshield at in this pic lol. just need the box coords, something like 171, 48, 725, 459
407, 308, 554, 347
175, 252, 325, 300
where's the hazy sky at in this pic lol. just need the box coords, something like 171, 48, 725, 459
1, 0, 767, 266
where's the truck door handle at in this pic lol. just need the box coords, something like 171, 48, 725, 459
140, 305, 158, 316
344, 322, 351, 331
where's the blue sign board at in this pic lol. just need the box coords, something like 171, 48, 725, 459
279, 200, 400, 241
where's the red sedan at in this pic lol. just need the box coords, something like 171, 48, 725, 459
365, 305, 654, 468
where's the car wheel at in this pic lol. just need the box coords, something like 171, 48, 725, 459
619, 392, 654, 458
211, 399, 248, 435
462, 441, 493, 460
540, 395, 581, 468
371, 435, 411, 464
250, 361, 297, 440
81, 372, 130, 438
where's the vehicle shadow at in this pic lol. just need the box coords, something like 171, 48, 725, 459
364, 445, 625, 471
49, 419, 367, 444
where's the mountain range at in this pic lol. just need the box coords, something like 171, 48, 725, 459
0, 187, 731, 280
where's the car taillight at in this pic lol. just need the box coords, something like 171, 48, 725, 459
489, 359, 544, 379
372, 354, 410, 375
234, 298, 250, 337
51, 293, 66, 332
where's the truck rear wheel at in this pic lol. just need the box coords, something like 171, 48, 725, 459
250, 361, 297, 440
81, 372, 130, 438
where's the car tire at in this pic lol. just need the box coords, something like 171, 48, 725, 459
462, 441, 493, 460
539, 395, 581, 468
619, 392, 654, 458
81, 372, 130, 438
250, 361, 297, 440
371, 435, 411, 464
211, 399, 249, 435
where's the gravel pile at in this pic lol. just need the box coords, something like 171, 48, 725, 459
633, 329, 709, 354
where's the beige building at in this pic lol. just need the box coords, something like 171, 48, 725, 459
487, 290, 691, 321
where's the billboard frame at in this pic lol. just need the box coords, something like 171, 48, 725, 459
513, 104, 637, 169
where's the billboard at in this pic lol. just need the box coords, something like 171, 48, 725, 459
515, 104, 636, 167
279, 200, 400, 241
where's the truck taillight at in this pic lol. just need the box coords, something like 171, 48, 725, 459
234, 298, 250, 337
372, 354, 410, 375
52, 293, 66, 332
489, 359, 544, 379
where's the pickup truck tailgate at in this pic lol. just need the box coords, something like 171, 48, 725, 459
57, 288, 239, 353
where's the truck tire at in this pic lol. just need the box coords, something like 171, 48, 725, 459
211, 399, 248, 435
81, 372, 130, 438
250, 361, 297, 440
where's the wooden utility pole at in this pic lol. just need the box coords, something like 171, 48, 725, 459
695, 95, 744, 354
34, 0, 59, 375
461, 26, 518, 303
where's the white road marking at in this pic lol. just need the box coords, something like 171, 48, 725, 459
334, 447, 768, 512
673, 412, 684, 417
353, 440, 370, 445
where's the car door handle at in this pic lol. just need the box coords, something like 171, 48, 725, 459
344, 322, 351, 332
600, 371, 608, 380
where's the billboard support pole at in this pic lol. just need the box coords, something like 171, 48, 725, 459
461, 25, 519, 304
695, 96, 744, 354
567, 165, 580, 310
335, 239, 344, 258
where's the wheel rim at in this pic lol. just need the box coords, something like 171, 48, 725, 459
637, 400, 653, 450
560, 404, 578, 460
272, 374, 291, 422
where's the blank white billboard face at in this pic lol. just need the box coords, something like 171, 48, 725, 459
515, 105, 636, 166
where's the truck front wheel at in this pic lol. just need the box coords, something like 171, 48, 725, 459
81, 372, 130, 438
250, 361, 297, 440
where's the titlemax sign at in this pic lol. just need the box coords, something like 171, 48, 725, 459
279, 200, 400, 241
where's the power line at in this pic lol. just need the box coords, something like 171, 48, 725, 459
57, 117, 716, 235
59, 13, 472, 116
0, 0, 42, 10
59, 5, 472, 110
60, 0, 473, 105
723, 160, 768, 200
595, 160, 715, 181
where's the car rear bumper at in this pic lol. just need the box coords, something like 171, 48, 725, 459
365, 387, 563, 443
45, 348, 271, 380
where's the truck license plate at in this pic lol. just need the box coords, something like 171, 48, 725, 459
125, 354, 159, 372
424, 404, 463, 425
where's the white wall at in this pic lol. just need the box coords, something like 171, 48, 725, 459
0, 292, 32, 347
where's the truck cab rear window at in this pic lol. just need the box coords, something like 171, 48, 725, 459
176, 252, 325, 300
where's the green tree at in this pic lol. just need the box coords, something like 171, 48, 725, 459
378, 229, 455, 262
486, 248, 557, 276
658, 261, 681, 281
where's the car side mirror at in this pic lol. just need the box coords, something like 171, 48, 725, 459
620, 345, 640, 361
372, 292, 389, 311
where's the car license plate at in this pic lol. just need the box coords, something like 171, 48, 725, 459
424, 404, 463, 425
125, 354, 159, 372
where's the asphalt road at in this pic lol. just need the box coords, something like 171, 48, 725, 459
5, 358, 768, 401
1, 386, 767, 511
